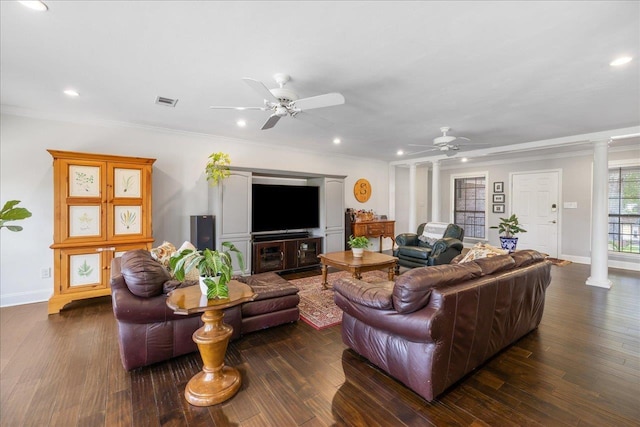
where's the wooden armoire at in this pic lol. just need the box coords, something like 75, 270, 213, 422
48, 150, 155, 314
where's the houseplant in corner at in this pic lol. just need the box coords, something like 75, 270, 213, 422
0, 200, 32, 232
169, 242, 245, 299
347, 235, 371, 258
490, 213, 527, 253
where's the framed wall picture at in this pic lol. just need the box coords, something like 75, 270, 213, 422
493, 194, 505, 203
493, 182, 504, 193
493, 204, 505, 213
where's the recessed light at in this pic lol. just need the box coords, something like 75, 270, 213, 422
63, 89, 79, 97
397, 150, 404, 156
461, 157, 468, 162
18, 1, 48, 11
236, 119, 247, 127
333, 138, 341, 144
610, 56, 632, 66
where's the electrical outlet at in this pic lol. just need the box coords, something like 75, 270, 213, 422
41, 268, 51, 279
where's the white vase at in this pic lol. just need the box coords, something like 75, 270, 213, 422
352, 247, 364, 258
199, 276, 220, 295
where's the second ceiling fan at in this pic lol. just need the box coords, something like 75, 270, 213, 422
210, 73, 345, 130
409, 127, 478, 156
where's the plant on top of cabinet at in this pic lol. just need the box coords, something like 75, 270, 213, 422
205, 152, 231, 186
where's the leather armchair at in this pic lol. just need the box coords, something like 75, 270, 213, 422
393, 222, 464, 268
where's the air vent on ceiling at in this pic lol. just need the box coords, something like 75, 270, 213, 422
155, 96, 178, 107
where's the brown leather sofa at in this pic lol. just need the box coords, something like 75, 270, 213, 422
110, 250, 299, 370
333, 249, 551, 401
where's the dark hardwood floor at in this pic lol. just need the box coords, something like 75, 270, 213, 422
1, 263, 639, 426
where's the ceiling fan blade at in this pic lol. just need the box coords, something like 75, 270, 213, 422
242, 78, 280, 103
407, 147, 439, 155
261, 114, 281, 130
457, 136, 471, 141
292, 93, 345, 110
209, 106, 267, 110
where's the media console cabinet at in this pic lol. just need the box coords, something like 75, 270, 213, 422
252, 235, 322, 274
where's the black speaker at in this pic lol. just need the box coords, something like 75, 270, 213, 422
190, 215, 215, 251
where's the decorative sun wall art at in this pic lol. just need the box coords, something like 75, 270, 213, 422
69, 165, 100, 197
114, 168, 141, 198
69, 206, 101, 237
114, 206, 141, 235
70, 253, 101, 286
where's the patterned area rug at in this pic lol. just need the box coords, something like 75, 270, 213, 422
289, 270, 389, 330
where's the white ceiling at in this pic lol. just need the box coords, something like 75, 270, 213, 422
1, 1, 639, 162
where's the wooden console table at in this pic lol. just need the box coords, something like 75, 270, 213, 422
351, 220, 395, 252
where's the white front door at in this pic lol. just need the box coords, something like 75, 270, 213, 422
511, 171, 560, 258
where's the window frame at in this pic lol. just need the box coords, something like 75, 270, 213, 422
608, 159, 640, 255
450, 171, 488, 241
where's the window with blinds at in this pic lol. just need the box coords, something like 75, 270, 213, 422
454, 176, 486, 239
608, 165, 640, 254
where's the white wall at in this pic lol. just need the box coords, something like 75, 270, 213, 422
394, 146, 640, 270
0, 113, 390, 306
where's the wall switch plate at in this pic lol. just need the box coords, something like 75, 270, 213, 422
41, 268, 51, 279
563, 202, 578, 209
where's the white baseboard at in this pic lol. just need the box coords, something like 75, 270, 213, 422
560, 254, 640, 272
0, 290, 50, 308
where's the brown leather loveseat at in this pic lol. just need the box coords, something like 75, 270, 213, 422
111, 250, 299, 370
333, 249, 551, 401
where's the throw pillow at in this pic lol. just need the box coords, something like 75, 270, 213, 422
459, 242, 507, 263
173, 241, 200, 281
150, 241, 176, 268
120, 249, 171, 298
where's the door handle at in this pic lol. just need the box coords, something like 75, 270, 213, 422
549, 220, 557, 224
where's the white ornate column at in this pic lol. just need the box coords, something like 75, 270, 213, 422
586, 140, 612, 288
431, 160, 441, 222
409, 164, 417, 231
388, 164, 396, 222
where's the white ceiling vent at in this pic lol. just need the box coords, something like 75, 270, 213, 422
155, 96, 178, 107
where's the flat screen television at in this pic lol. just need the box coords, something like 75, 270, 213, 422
252, 184, 320, 233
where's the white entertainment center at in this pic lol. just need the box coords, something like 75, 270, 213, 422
208, 167, 345, 274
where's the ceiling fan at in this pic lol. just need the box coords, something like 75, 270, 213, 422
209, 73, 345, 130
408, 127, 474, 156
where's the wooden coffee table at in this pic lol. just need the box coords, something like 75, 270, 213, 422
166, 280, 256, 406
318, 250, 398, 289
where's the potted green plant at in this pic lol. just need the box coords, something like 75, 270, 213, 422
490, 213, 527, 252
205, 151, 231, 186
347, 235, 371, 258
169, 242, 245, 299
0, 200, 32, 232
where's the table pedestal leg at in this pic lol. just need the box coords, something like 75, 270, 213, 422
185, 310, 240, 406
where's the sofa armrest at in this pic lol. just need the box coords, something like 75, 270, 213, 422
395, 233, 419, 247
111, 274, 198, 324
333, 277, 394, 310
431, 237, 463, 257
